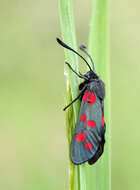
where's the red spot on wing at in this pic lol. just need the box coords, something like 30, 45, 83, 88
88, 92, 96, 105
84, 142, 93, 150
83, 90, 89, 102
87, 120, 96, 128
80, 113, 86, 122
102, 115, 105, 127
76, 133, 86, 142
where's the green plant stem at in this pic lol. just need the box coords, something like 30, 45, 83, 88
59, 0, 79, 121
59, 0, 111, 189
58, 0, 86, 190
87, 0, 111, 190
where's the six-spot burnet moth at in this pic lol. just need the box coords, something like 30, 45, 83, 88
57, 38, 106, 165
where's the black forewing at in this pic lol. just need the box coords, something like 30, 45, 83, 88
88, 126, 105, 165
70, 90, 105, 165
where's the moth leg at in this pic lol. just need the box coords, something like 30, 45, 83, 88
63, 86, 86, 111
65, 62, 88, 80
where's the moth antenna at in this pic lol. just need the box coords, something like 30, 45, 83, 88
56, 38, 92, 71
79, 45, 95, 71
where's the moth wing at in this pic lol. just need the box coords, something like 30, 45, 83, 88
88, 123, 106, 165
71, 90, 106, 165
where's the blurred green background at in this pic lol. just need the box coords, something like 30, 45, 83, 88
0, 0, 140, 189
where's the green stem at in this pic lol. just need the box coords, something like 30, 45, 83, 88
59, 0, 79, 120
58, 0, 86, 190
58, 0, 111, 189
86, 0, 111, 190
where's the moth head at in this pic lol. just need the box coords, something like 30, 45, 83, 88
84, 70, 98, 80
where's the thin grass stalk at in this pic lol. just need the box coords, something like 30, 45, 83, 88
58, 0, 86, 190
86, 0, 111, 189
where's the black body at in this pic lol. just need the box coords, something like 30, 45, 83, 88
57, 38, 106, 165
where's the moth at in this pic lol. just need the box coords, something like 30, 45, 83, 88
57, 38, 106, 165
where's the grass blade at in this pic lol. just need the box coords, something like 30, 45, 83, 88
58, 0, 86, 190
86, 0, 111, 190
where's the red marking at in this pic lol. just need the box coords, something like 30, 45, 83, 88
102, 115, 105, 127
88, 92, 96, 105
76, 133, 86, 142
83, 90, 89, 102
84, 142, 93, 150
80, 113, 86, 122
87, 120, 96, 128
